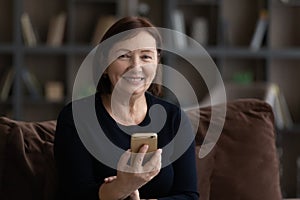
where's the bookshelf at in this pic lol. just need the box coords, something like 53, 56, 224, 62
0, 0, 116, 121
1, 0, 300, 124
165, 0, 300, 127
0, 0, 167, 121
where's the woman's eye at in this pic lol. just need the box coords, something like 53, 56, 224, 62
118, 54, 130, 59
141, 55, 152, 60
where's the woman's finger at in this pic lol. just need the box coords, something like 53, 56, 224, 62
104, 176, 117, 183
131, 145, 148, 168
117, 149, 131, 171
143, 149, 162, 173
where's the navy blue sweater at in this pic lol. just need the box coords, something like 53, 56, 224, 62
54, 92, 198, 200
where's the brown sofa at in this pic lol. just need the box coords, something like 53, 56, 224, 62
0, 98, 282, 200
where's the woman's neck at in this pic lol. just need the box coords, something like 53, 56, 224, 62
101, 93, 148, 126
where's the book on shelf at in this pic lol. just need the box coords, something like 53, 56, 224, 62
191, 17, 208, 46
0, 67, 42, 101
0, 67, 15, 101
47, 12, 67, 46
265, 83, 293, 129
91, 15, 117, 45
171, 10, 188, 49
21, 67, 43, 100
250, 9, 269, 51
20, 12, 38, 46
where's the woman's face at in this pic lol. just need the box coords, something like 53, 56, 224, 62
106, 31, 158, 97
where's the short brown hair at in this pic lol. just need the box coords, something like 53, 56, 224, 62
93, 16, 163, 97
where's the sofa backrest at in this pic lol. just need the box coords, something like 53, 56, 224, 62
0, 98, 282, 200
186, 98, 282, 200
0, 117, 57, 200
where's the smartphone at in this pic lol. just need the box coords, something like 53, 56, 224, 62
130, 133, 157, 165
131, 133, 157, 153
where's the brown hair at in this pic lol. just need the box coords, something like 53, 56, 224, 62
94, 16, 163, 97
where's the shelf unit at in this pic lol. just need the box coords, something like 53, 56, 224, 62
1, 0, 300, 125
0, 0, 168, 121
0, 0, 116, 121
164, 0, 300, 127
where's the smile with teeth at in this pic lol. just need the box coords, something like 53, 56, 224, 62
123, 76, 145, 84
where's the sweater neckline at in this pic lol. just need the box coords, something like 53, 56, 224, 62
95, 92, 152, 129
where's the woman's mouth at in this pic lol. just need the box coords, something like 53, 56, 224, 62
122, 76, 145, 84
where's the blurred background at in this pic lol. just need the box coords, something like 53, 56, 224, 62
1, 0, 300, 198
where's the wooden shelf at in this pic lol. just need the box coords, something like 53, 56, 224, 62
0, 45, 14, 53
177, 0, 219, 6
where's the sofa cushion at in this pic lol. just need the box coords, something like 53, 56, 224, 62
0, 117, 57, 200
186, 98, 282, 200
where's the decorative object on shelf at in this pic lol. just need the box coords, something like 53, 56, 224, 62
47, 12, 67, 47
91, 15, 117, 45
20, 12, 38, 46
45, 81, 64, 102
232, 71, 254, 84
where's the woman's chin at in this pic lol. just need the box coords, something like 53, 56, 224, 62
112, 85, 146, 97
122, 82, 149, 95
128, 86, 147, 96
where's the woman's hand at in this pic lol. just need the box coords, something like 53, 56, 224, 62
116, 145, 162, 191
99, 145, 161, 200
104, 176, 140, 200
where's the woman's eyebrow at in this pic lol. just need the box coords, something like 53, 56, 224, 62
140, 49, 155, 53
114, 48, 155, 54
115, 49, 130, 53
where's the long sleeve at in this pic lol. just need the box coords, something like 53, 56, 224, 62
54, 104, 101, 200
158, 111, 199, 200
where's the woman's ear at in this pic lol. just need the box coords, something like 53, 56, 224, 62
157, 52, 161, 63
101, 70, 109, 79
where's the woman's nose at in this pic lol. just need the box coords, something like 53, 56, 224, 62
130, 55, 142, 69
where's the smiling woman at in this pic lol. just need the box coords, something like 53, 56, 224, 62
54, 16, 198, 200
105, 31, 158, 98
96, 17, 163, 97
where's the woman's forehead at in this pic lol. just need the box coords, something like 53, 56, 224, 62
110, 31, 157, 53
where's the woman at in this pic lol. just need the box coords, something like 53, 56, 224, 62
54, 16, 198, 200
